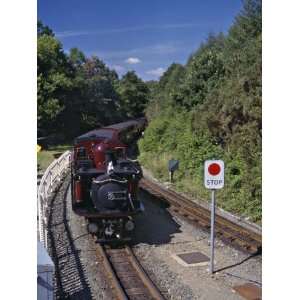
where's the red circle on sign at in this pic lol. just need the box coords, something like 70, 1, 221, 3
208, 163, 221, 176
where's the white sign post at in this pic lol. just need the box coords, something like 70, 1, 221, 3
204, 160, 224, 274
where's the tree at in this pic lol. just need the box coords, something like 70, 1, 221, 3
57, 55, 122, 137
117, 71, 149, 118
37, 20, 54, 37
145, 63, 185, 120
69, 47, 86, 68
173, 33, 226, 110
37, 33, 73, 135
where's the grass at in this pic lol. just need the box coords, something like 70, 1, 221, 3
37, 144, 71, 172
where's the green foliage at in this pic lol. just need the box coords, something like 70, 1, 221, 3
37, 34, 73, 133
169, 33, 226, 111
117, 71, 150, 118
145, 63, 185, 119
60, 55, 122, 137
139, 0, 262, 222
37, 20, 54, 37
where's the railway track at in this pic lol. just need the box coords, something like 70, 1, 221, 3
95, 244, 165, 300
139, 177, 262, 254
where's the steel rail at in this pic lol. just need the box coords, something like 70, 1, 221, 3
124, 245, 165, 300
96, 244, 165, 300
97, 245, 128, 300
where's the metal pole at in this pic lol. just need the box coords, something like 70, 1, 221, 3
169, 171, 173, 183
210, 189, 216, 274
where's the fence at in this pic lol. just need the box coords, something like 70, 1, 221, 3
38, 151, 71, 250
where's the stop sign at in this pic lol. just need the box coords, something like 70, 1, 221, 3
208, 163, 221, 176
204, 160, 224, 189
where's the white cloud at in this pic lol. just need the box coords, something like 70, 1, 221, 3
55, 23, 205, 38
146, 67, 165, 77
90, 43, 181, 60
125, 57, 141, 64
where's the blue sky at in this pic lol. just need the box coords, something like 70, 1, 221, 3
38, 0, 242, 81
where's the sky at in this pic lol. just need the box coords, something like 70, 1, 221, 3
38, 0, 242, 81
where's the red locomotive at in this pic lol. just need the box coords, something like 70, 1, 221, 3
71, 119, 146, 242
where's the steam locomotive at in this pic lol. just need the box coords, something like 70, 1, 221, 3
71, 119, 146, 242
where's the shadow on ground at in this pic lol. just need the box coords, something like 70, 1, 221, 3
131, 189, 182, 246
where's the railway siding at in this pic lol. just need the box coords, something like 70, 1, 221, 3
139, 170, 262, 254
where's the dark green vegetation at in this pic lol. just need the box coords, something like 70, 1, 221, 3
139, 0, 262, 222
38, 21, 149, 140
